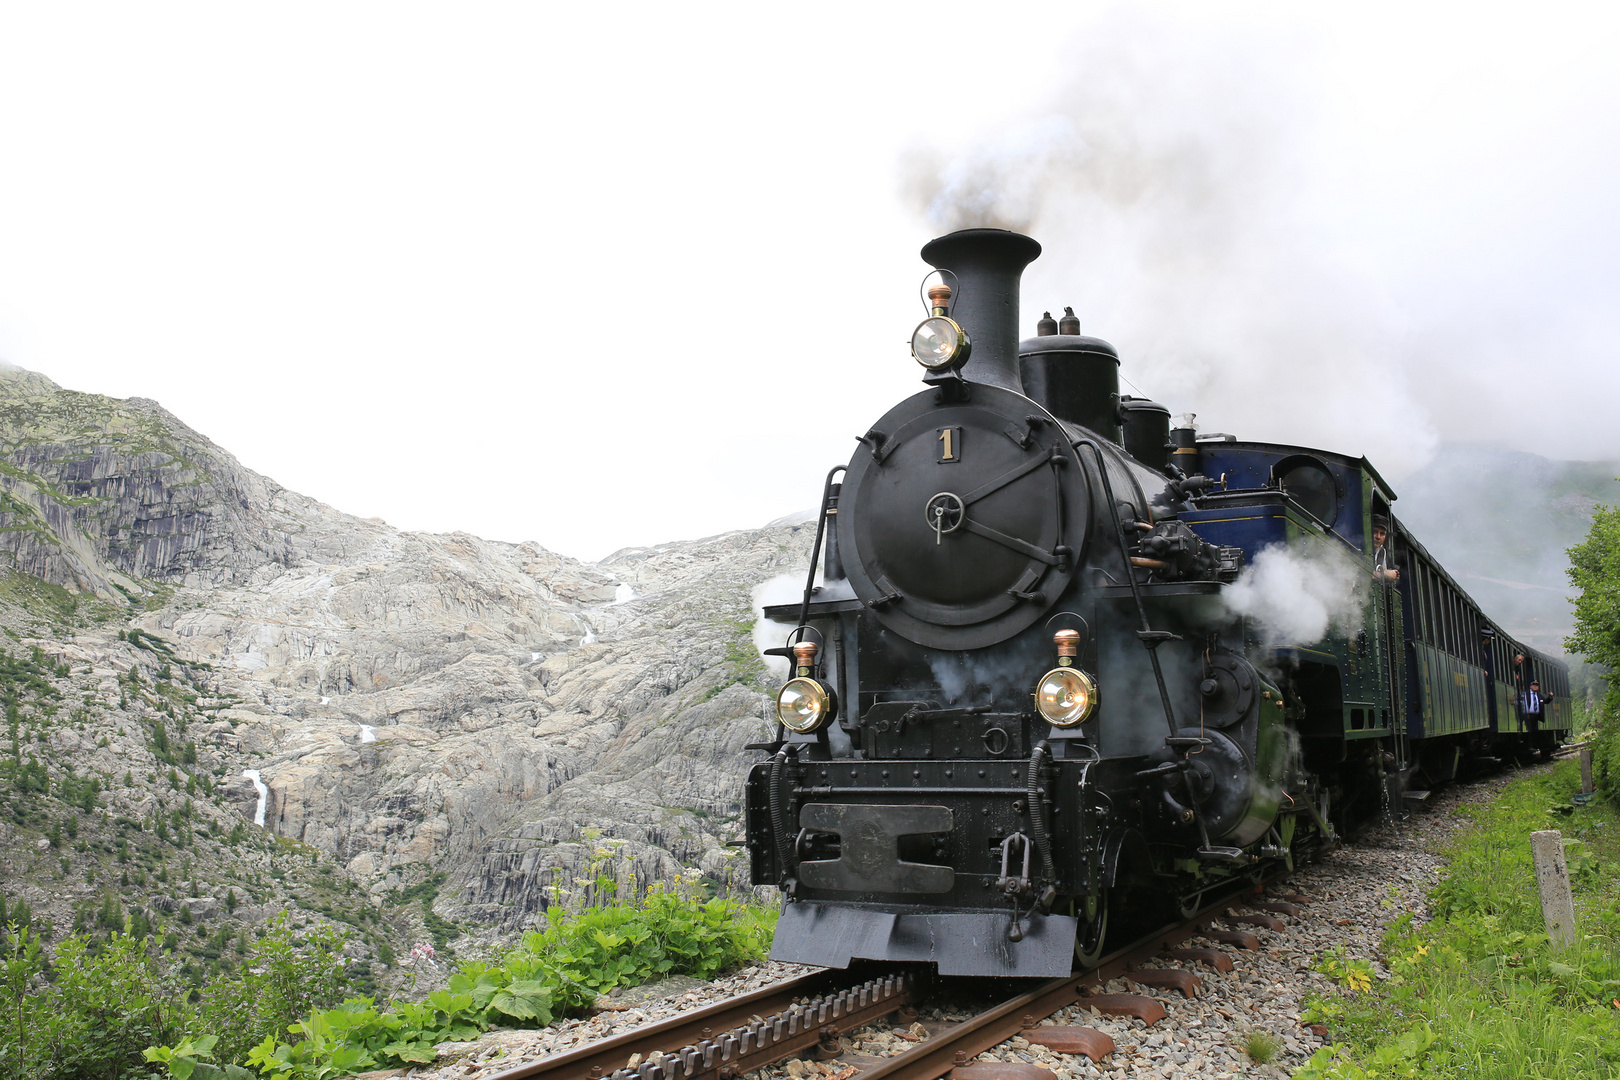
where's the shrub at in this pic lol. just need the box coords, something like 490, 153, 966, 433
510, 888, 773, 1013
1590, 688, 1620, 805
147, 887, 775, 1078
1, 927, 187, 1079
191, 913, 352, 1066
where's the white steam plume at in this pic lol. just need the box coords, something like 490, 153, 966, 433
899, 9, 1438, 476
1222, 543, 1370, 648
752, 573, 807, 680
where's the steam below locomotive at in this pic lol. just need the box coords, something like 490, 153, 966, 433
746, 229, 1569, 978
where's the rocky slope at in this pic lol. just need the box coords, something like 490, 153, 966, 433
0, 365, 813, 982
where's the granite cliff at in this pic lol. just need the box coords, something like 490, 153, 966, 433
0, 366, 811, 975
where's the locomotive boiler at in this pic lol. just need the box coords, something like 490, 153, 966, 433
745, 229, 1568, 979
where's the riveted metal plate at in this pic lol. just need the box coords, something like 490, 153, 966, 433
798, 804, 955, 894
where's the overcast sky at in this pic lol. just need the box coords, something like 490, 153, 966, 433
0, 2, 1616, 561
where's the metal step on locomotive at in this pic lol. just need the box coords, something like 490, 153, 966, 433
745, 229, 1569, 979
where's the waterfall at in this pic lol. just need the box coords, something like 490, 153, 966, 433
242, 769, 268, 827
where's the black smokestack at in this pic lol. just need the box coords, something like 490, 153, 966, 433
920, 229, 1041, 392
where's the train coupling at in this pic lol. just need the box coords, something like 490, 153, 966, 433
996, 832, 1034, 897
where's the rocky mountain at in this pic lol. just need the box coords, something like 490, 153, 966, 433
0, 366, 812, 985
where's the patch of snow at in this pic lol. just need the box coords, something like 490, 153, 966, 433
611, 584, 636, 605
358, 724, 376, 744
580, 629, 597, 645
320, 696, 331, 705
530, 651, 542, 662
242, 769, 268, 827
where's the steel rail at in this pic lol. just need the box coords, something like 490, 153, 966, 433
483, 872, 1285, 1080
853, 873, 1289, 1080
854, 918, 1202, 1079
855, 874, 1283, 1075
481, 966, 916, 1080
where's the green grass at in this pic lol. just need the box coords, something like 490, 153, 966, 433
0, 571, 85, 624
1244, 1028, 1283, 1064
1296, 762, 1620, 1078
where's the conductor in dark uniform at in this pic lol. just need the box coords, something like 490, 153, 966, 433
1519, 679, 1552, 760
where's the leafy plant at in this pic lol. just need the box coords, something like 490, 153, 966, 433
1293, 1025, 1437, 1080
245, 1004, 379, 1080
2, 926, 187, 1080
140, 886, 775, 1079
143, 1035, 255, 1080
1, 923, 44, 1080
1316, 946, 1375, 994
189, 911, 353, 1067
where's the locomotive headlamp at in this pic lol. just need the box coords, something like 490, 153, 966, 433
1035, 666, 1097, 727
911, 283, 971, 371
777, 677, 834, 733
912, 317, 969, 370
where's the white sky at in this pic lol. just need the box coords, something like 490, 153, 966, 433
0, 2, 1616, 561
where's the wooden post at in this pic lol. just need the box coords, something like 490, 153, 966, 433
1581, 746, 1594, 795
1531, 830, 1577, 949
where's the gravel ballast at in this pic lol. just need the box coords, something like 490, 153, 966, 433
404, 772, 1525, 1080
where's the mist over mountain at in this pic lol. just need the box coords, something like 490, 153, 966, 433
1392, 443, 1620, 654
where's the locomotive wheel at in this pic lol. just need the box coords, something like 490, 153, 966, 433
1072, 890, 1110, 968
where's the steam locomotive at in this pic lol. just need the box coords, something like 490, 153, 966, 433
746, 229, 1569, 979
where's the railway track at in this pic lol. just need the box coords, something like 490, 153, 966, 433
482, 875, 1307, 1080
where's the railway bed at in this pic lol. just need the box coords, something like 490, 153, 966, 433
470, 875, 1317, 1080
408, 776, 1513, 1080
